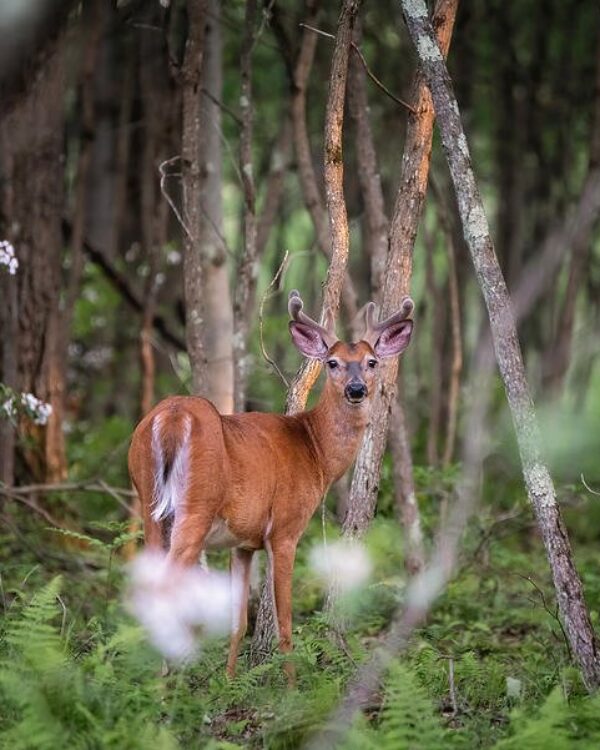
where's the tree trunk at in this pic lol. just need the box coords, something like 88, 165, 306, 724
0, 34, 66, 483
285, 3, 360, 334
251, 0, 360, 663
181, 0, 209, 396
342, 0, 458, 541
233, 0, 258, 412
401, 0, 600, 691
388, 395, 425, 574
199, 0, 234, 412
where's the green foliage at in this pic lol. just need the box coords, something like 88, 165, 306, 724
493, 688, 600, 749
0, 577, 178, 749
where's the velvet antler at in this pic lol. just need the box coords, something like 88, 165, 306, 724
288, 290, 338, 349
361, 297, 414, 349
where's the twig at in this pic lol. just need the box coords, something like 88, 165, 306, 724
1, 481, 135, 497
519, 574, 573, 662
159, 156, 194, 240
258, 250, 290, 388
581, 473, 600, 497
201, 87, 242, 126
300, 23, 417, 114
0, 489, 68, 529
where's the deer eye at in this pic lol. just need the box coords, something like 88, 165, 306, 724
327, 359, 339, 370
367, 359, 378, 369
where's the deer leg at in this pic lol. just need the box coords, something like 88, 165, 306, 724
226, 548, 254, 678
167, 507, 215, 567
271, 539, 297, 685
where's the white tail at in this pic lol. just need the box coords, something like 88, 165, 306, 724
151, 413, 192, 522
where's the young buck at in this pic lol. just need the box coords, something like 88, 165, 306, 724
128, 290, 413, 677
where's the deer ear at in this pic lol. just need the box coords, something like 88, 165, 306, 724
289, 321, 329, 360
373, 320, 413, 358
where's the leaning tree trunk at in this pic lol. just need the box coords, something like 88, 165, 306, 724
341, 0, 458, 543
250, 0, 360, 664
401, 0, 600, 691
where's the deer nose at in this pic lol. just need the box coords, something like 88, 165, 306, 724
345, 381, 367, 402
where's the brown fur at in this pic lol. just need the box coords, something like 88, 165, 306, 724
128, 341, 388, 678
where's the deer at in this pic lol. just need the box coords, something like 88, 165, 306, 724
128, 290, 413, 679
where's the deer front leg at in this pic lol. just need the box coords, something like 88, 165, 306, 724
226, 547, 254, 678
271, 538, 297, 685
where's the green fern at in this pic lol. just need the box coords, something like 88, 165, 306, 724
379, 662, 446, 750
0, 578, 180, 749
494, 687, 600, 749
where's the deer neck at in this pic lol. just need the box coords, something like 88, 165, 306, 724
303, 379, 370, 488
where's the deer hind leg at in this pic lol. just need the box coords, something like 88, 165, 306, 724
167, 503, 217, 567
271, 538, 297, 686
226, 548, 254, 678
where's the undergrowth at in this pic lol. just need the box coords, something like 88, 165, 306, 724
2, 468, 600, 748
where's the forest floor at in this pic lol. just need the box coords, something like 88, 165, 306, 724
1, 465, 600, 749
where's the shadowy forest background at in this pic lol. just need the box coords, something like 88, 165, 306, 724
2, 0, 600, 747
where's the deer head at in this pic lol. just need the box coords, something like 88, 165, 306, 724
288, 290, 413, 406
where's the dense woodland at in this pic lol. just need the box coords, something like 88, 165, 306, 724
2, 0, 600, 747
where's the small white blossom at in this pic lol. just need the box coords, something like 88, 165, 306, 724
126, 550, 231, 663
20, 392, 53, 425
0, 240, 18, 275
309, 540, 372, 593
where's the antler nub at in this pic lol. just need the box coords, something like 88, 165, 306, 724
362, 296, 414, 348
288, 290, 338, 348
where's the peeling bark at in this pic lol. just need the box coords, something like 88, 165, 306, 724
401, 0, 600, 691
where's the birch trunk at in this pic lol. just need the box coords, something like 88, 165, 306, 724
401, 0, 600, 691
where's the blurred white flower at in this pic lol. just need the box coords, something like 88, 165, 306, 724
0, 240, 18, 275
309, 540, 372, 593
20, 392, 52, 425
126, 550, 231, 663
166, 249, 181, 265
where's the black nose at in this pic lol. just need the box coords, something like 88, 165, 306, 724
345, 382, 367, 401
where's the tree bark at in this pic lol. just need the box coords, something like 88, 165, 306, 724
199, 0, 234, 413
342, 0, 458, 541
251, 0, 360, 663
0, 33, 66, 483
283, 3, 360, 334
181, 0, 209, 396
233, 0, 258, 412
347, 18, 424, 570
401, 0, 600, 691
542, 37, 600, 393
348, 20, 388, 302
388, 395, 424, 574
